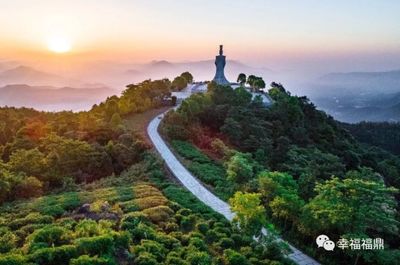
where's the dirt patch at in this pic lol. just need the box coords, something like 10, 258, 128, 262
124, 107, 171, 144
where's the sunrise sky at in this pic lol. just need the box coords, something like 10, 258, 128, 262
1, 0, 399, 68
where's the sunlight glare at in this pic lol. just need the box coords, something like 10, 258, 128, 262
47, 36, 72, 53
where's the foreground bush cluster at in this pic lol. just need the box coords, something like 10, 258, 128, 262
0, 173, 291, 265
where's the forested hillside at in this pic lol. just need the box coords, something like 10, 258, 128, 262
342, 121, 400, 155
0, 75, 293, 265
0, 78, 172, 203
161, 82, 400, 265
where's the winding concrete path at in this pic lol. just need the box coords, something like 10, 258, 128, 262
147, 110, 321, 265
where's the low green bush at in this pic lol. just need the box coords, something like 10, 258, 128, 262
120, 212, 149, 230
142, 205, 173, 223
217, 237, 235, 249
0, 254, 26, 265
134, 251, 158, 265
189, 237, 207, 251
29, 245, 78, 265
0, 230, 17, 253
70, 255, 116, 265
223, 249, 250, 265
9, 213, 53, 230
132, 239, 166, 262
196, 222, 209, 234
171, 141, 211, 163
186, 251, 212, 265
76, 235, 114, 256
188, 162, 225, 186
27, 225, 70, 251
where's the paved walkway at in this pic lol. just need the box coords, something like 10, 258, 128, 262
147, 110, 321, 265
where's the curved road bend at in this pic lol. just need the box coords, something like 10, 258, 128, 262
147, 110, 321, 265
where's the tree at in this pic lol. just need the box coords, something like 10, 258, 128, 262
172, 76, 188, 91
110, 113, 123, 129
15, 176, 43, 199
257, 171, 304, 227
300, 177, 398, 236
229, 192, 267, 236
253, 78, 266, 91
180, 72, 193, 83
246, 75, 257, 88
226, 152, 254, 184
171, 96, 177, 106
237, 73, 246, 86
8, 148, 47, 179
105, 98, 120, 120
232, 86, 252, 106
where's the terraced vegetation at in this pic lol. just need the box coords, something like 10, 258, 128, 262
0, 161, 291, 265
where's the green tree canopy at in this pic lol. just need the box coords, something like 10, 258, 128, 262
237, 73, 246, 86
300, 177, 398, 236
180, 71, 193, 83
229, 191, 267, 236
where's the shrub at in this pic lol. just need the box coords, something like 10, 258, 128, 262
15, 176, 43, 199
166, 256, 189, 265
117, 200, 139, 212
162, 186, 223, 220
180, 215, 196, 232
27, 225, 70, 251
223, 249, 250, 265
164, 222, 179, 232
0, 231, 17, 253
205, 230, 219, 243
74, 219, 113, 239
15, 223, 45, 241
130, 223, 157, 243
29, 245, 78, 265
156, 234, 181, 250
189, 237, 207, 251
133, 239, 166, 261
196, 222, 209, 234
56, 218, 77, 230
171, 141, 211, 163
213, 226, 231, 237
120, 212, 149, 230
134, 251, 158, 265
133, 185, 163, 198
177, 208, 192, 216
133, 196, 168, 210
112, 231, 130, 249
0, 254, 26, 265
40, 205, 65, 217
188, 162, 225, 186
9, 213, 53, 230
186, 251, 212, 265
217, 237, 235, 249
70, 255, 115, 265
142, 206, 173, 223
75, 235, 114, 256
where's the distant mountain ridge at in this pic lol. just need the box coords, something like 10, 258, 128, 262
317, 69, 400, 94
0, 84, 115, 111
310, 69, 400, 122
124, 59, 272, 82
0, 65, 82, 87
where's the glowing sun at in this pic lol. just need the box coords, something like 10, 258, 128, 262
47, 36, 72, 53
